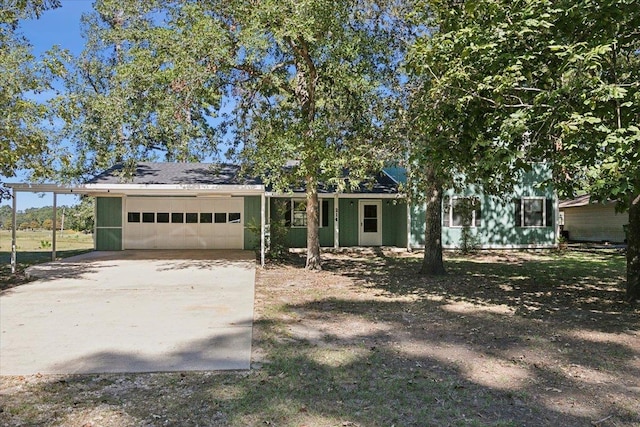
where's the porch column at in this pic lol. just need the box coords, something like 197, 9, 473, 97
333, 194, 339, 249
406, 199, 412, 251
11, 190, 17, 274
260, 193, 266, 267
52, 192, 57, 261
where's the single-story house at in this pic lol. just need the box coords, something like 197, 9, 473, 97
6, 162, 558, 266
559, 195, 629, 243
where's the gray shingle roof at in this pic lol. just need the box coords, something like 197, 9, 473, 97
88, 162, 400, 194
88, 162, 262, 186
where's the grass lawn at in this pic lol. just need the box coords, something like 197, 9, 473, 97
1, 249, 638, 426
0, 230, 94, 290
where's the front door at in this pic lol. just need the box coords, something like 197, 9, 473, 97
359, 200, 382, 246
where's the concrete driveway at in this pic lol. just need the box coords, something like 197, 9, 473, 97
0, 250, 256, 375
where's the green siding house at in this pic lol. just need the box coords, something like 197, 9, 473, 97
7, 162, 558, 262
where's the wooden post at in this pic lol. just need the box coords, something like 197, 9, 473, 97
11, 190, 17, 274
52, 193, 57, 261
260, 193, 265, 267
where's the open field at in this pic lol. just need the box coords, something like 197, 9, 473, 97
1, 249, 638, 426
0, 230, 94, 253
0, 230, 94, 290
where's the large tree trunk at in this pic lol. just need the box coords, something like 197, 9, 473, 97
420, 170, 446, 275
306, 177, 322, 270
627, 193, 640, 302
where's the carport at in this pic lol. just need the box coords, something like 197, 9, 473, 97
0, 250, 256, 375
5, 163, 268, 269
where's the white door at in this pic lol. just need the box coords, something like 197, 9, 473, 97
124, 197, 244, 249
359, 200, 382, 246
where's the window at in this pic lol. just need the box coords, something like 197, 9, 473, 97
515, 198, 553, 227
200, 213, 213, 223
443, 197, 481, 228
363, 204, 378, 232
214, 213, 227, 223
229, 213, 241, 223
284, 199, 329, 228
157, 212, 170, 223
292, 201, 307, 227
142, 212, 155, 223
127, 212, 141, 223
186, 213, 198, 223
171, 212, 184, 223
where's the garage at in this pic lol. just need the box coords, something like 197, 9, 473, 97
124, 197, 245, 250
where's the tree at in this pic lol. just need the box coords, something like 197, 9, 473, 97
65, 197, 94, 232
54, 0, 225, 181
0, 0, 61, 188
222, 0, 404, 269
409, 0, 640, 300
42, 218, 53, 230
62, 0, 406, 269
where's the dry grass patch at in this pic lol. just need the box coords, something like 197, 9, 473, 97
1, 249, 638, 426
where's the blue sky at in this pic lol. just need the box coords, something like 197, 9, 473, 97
2, 1, 93, 210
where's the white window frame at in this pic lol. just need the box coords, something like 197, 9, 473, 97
286, 198, 327, 228
291, 200, 307, 227
520, 197, 546, 228
445, 196, 481, 228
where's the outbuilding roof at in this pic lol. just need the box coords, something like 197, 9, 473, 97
559, 194, 616, 209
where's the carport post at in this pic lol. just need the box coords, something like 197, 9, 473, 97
334, 193, 339, 249
52, 192, 57, 261
260, 193, 265, 267
11, 190, 17, 274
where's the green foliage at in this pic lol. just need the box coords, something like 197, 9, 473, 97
221, 0, 408, 267
267, 199, 290, 259
455, 198, 480, 254
0, 201, 94, 232
63, 197, 94, 232
58, 0, 409, 267
409, 0, 640, 294
0, 0, 61, 181
409, 0, 640, 208
54, 0, 226, 179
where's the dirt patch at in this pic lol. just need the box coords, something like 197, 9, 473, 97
1, 249, 638, 426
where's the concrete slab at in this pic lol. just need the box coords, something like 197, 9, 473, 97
0, 250, 256, 375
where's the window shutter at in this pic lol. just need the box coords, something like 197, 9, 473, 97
514, 199, 522, 227
321, 200, 329, 227
284, 200, 292, 227
443, 196, 450, 227
545, 198, 554, 227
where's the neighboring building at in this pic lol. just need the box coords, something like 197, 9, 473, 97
559, 195, 628, 243
6, 162, 559, 258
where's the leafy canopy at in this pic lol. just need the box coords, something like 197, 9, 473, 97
409, 0, 640, 207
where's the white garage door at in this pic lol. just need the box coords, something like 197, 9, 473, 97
124, 197, 244, 249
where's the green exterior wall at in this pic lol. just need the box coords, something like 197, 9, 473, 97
274, 198, 336, 248
96, 228, 122, 251
95, 197, 122, 250
382, 200, 408, 247
276, 197, 408, 248
244, 196, 262, 250
338, 199, 359, 246
410, 163, 557, 249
